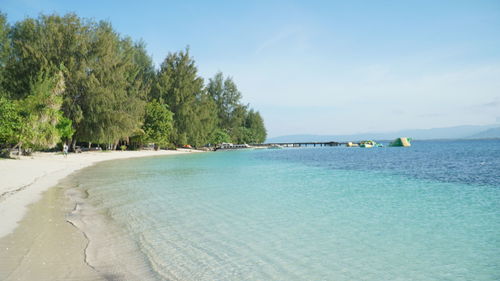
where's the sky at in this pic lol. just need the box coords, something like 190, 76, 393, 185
2, 0, 500, 137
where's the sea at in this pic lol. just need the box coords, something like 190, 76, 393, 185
65, 139, 500, 281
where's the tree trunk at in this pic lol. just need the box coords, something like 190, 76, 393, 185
71, 137, 77, 152
88, 142, 92, 149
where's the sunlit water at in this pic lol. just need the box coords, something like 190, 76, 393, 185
70, 140, 500, 280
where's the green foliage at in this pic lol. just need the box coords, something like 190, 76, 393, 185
0, 69, 66, 150
153, 48, 217, 146
207, 72, 243, 130
191, 93, 218, 146
133, 40, 155, 96
207, 72, 267, 144
0, 97, 23, 147
77, 22, 145, 144
0, 12, 10, 94
177, 133, 188, 147
245, 109, 267, 143
20, 70, 65, 149
4, 14, 149, 147
143, 100, 173, 147
0, 12, 266, 151
210, 129, 231, 144
56, 116, 75, 142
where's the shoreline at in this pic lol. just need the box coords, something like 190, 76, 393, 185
0, 183, 105, 280
0, 149, 199, 280
0, 149, 198, 238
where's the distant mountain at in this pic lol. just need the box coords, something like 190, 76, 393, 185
466, 127, 500, 139
266, 124, 500, 143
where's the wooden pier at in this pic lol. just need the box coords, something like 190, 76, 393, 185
253, 141, 344, 147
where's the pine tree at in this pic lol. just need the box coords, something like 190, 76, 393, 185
153, 48, 214, 146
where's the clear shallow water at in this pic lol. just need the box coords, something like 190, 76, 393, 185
74, 140, 500, 280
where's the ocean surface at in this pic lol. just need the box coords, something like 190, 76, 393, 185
68, 140, 500, 281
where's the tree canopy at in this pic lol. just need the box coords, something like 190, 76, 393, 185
207, 72, 266, 143
142, 100, 173, 147
0, 11, 266, 153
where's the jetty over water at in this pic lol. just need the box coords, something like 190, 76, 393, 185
255, 141, 344, 147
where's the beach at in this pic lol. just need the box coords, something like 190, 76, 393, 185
0, 150, 196, 281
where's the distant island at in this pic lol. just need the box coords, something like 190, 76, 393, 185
0, 12, 266, 156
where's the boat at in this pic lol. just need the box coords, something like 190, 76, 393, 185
359, 140, 376, 148
346, 142, 359, 147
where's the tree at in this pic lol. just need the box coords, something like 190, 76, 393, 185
56, 116, 75, 144
132, 40, 155, 99
4, 13, 94, 150
153, 48, 215, 146
206, 72, 266, 143
0, 12, 267, 151
185, 92, 218, 147
209, 129, 231, 144
76, 22, 145, 148
142, 100, 173, 149
20, 69, 66, 150
207, 72, 243, 131
1, 68, 67, 151
0, 12, 10, 96
0, 97, 23, 148
245, 109, 267, 143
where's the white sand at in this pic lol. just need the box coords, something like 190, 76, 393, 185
0, 149, 196, 238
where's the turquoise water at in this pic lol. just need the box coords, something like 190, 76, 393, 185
73, 140, 500, 280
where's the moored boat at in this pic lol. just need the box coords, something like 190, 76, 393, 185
359, 140, 376, 148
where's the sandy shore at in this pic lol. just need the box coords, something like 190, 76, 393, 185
0, 149, 195, 238
0, 150, 197, 280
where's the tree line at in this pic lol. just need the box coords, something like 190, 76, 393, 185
0, 12, 266, 153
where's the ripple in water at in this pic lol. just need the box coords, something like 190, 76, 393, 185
72, 140, 500, 281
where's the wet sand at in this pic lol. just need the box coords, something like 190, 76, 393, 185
0, 185, 104, 281
0, 149, 199, 280
0, 149, 196, 238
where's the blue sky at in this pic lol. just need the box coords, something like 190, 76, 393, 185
3, 0, 500, 137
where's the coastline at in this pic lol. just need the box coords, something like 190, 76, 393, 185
0, 150, 198, 280
0, 149, 196, 238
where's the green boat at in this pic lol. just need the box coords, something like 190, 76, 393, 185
359, 140, 377, 148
